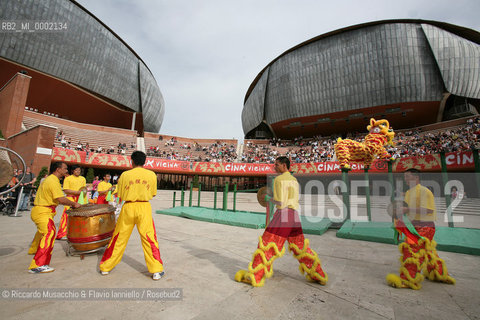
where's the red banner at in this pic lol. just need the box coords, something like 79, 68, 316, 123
444, 151, 474, 170
144, 158, 191, 172
51, 148, 86, 163
192, 162, 276, 175
51, 148, 475, 175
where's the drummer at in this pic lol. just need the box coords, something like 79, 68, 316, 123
99, 151, 164, 280
96, 173, 112, 204
28, 162, 81, 274
56, 165, 86, 240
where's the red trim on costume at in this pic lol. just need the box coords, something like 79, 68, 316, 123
100, 233, 119, 264
33, 219, 56, 267
67, 231, 113, 243
146, 233, 163, 264
56, 211, 68, 239
97, 195, 107, 204
42, 205, 57, 213
152, 219, 158, 242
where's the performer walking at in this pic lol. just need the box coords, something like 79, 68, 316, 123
99, 151, 164, 280
387, 169, 456, 289
28, 162, 81, 273
235, 156, 328, 287
96, 173, 112, 204
56, 165, 86, 240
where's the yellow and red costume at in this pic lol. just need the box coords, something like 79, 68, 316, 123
334, 118, 394, 169
99, 167, 164, 274
28, 175, 64, 269
56, 174, 86, 239
96, 180, 112, 204
235, 171, 327, 287
386, 184, 455, 289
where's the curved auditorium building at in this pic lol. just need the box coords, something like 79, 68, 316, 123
0, 0, 164, 134
242, 20, 480, 139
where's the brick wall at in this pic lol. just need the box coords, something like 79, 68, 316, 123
6, 125, 56, 175
0, 73, 30, 138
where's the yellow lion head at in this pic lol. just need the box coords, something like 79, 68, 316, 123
367, 118, 395, 145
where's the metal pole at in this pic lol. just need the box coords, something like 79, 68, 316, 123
131, 112, 137, 131
266, 201, 270, 227
12, 186, 24, 217
173, 191, 176, 208
197, 183, 202, 207
214, 186, 217, 210
440, 152, 454, 227
341, 168, 350, 221
388, 161, 395, 210
181, 187, 185, 206
269, 198, 275, 224
388, 161, 398, 244
471, 147, 480, 198
233, 183, 237, 212
189, 181, 193, 207
364, 168, 371, 222
223, 182, 229, 211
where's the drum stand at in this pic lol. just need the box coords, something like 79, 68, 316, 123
65, 240, 109, 260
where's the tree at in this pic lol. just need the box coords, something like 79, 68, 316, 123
86, 167, 95, 183
34, 166, 49, 189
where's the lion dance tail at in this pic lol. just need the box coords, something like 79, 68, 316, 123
387, 237, 455, 290
334, 138, 351, 169
288, 235, 328, 285
235, 235, 285, 287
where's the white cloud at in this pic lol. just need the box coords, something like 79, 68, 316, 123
76, 0, 480, 139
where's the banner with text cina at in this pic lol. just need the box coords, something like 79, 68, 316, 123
51, 147, 475, 176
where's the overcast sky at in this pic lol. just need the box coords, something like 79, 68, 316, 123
76, 0, 480, 140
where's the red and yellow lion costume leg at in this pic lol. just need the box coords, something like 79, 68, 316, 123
387, 225, 455, 289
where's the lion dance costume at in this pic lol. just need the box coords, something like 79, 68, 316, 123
235, 171, 327, 287
386, 220, 455, 289
334, 118, 395, 169
387, 180, 455, 289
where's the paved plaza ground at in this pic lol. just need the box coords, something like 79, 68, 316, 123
0, 190, 479, 320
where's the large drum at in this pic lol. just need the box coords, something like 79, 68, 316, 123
66, 204, 116, 252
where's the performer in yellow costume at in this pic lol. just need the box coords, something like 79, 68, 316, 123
56, 165, 86, 240
99, 151, 164, 280
386, 169, 456, 289
28, 162, 81, 273
235, 156, 327, 287
96, 173, 112, 204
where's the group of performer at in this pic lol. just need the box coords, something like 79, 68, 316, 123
27, 151, 164, 280
26, 153, 456, 288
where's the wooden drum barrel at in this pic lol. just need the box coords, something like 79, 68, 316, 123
66, 204, 116, 252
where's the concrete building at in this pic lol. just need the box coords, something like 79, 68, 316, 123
0, 0, 165, 135
242, 20, 480, 139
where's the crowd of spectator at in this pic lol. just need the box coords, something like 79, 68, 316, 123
55, 116, 480, 164
389, 117, 480, 158
55, 130, 136, 155
241, 137, 339, 164
147, 141, 238, 163
241, 116, 480, 164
